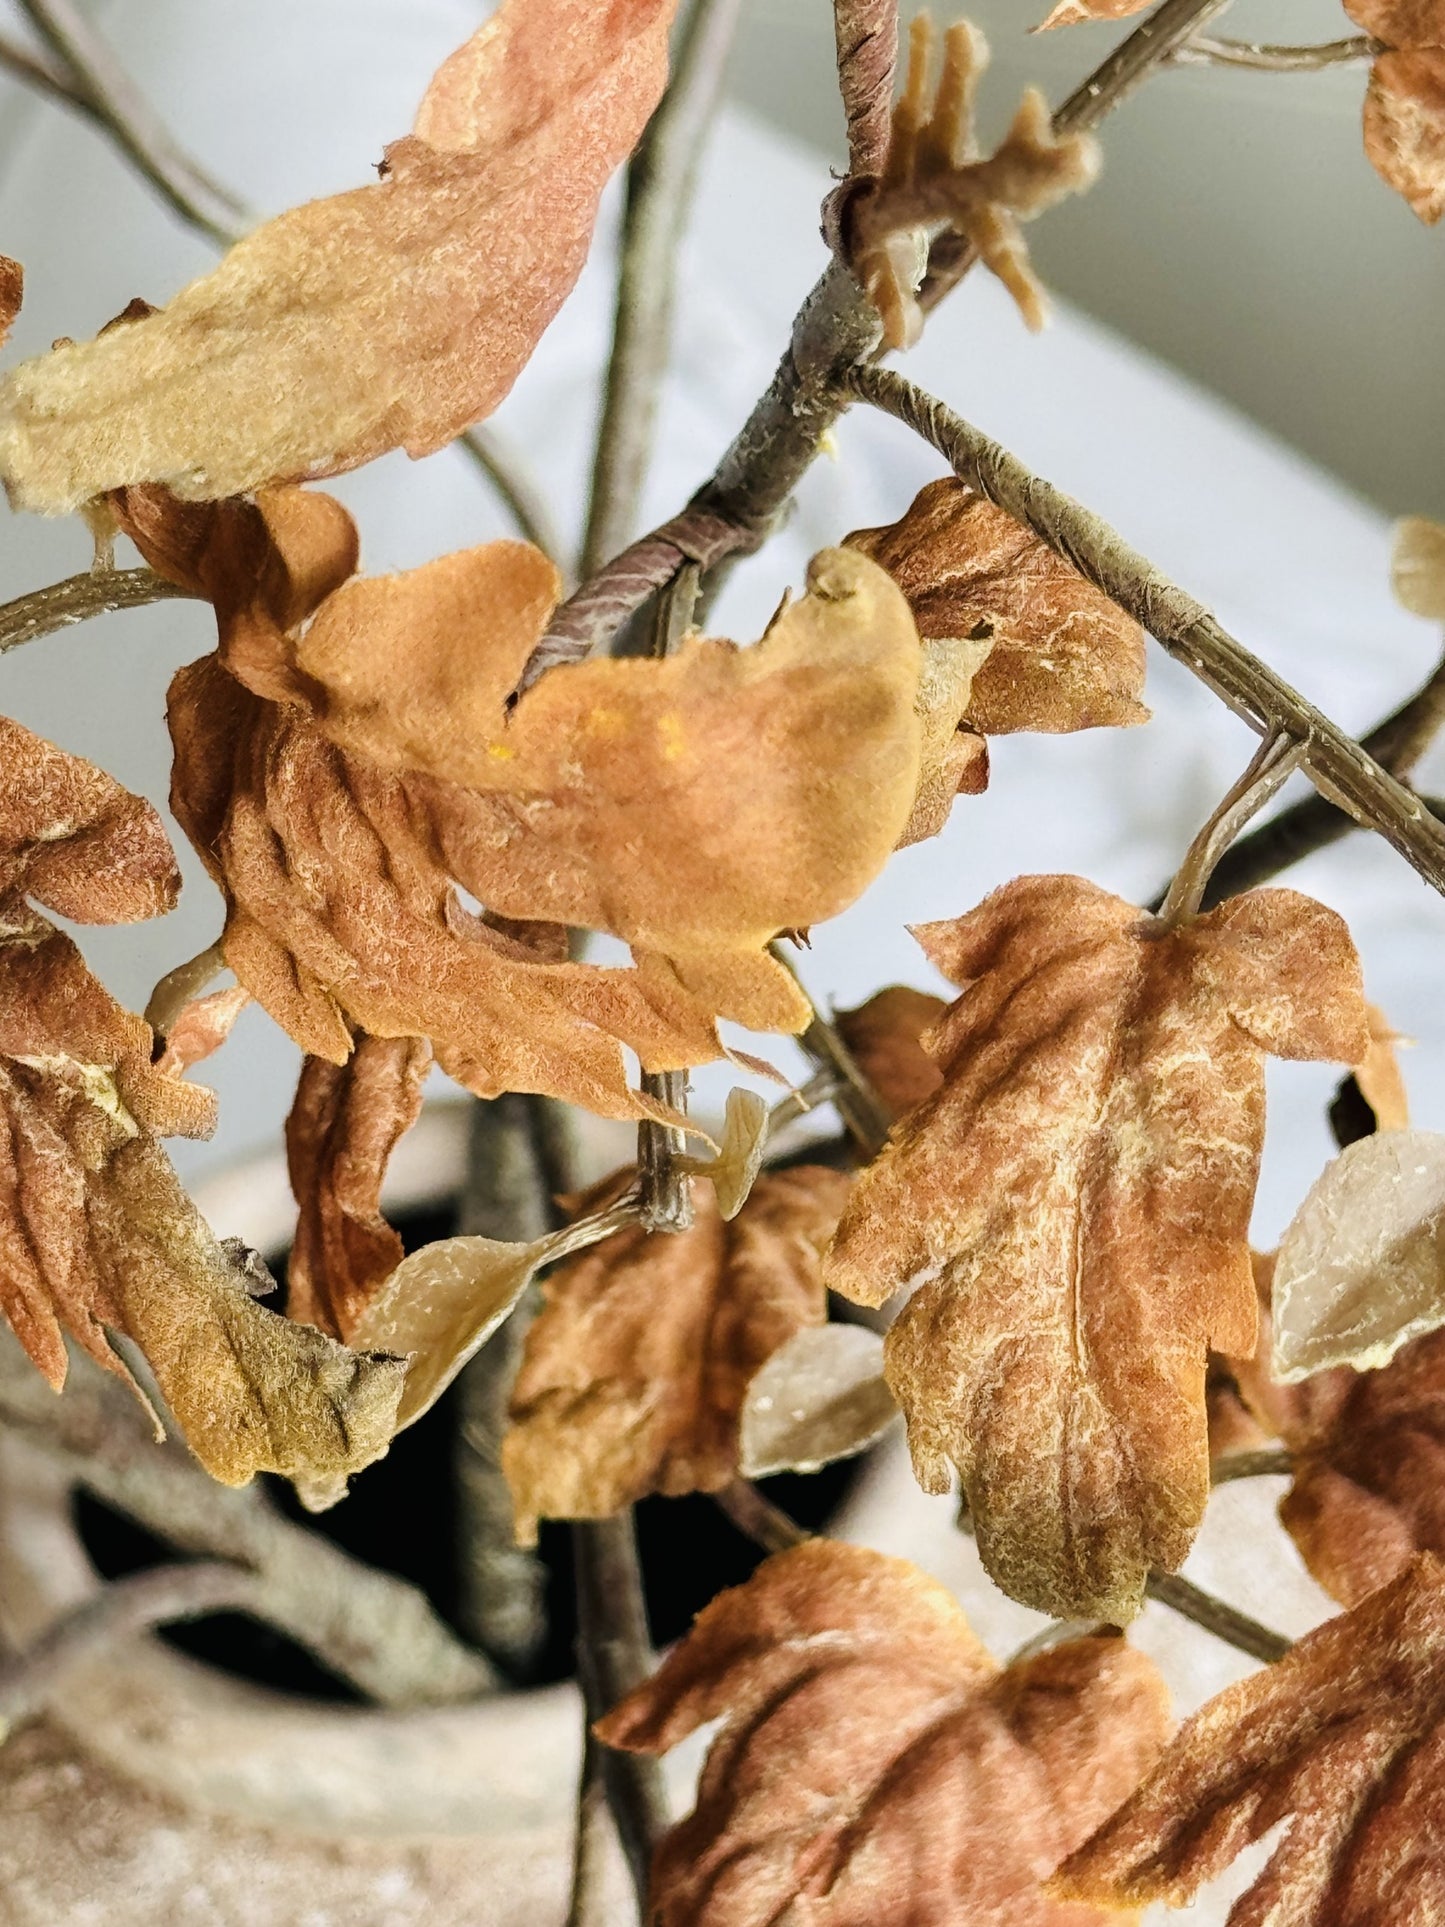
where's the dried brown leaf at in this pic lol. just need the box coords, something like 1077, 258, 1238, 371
284, 1033, 433, 1341
848, 477, 1150, 736
0, 0, 680, 510
0, 913, 405, 1494
598, 1540, 1172, 1927
1345, 0, 1445, 52
1057, 1554, 1445, 1925
1364, 50, 1445, 221
834, 983, 947, 1118
0, 257, 20, 350
739, 1321, 898, 1477
824, 876, 1370, 1620
503, 1167, 851, 1542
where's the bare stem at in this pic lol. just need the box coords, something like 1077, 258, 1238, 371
844, 362, 1445, 901
0, 30, 82, 109
565, 1730, 615, 1927
1157, 733, 1306, 926
459, 428, 567, 571
0, 1562, 259, 1740
581, 0, 745, 580
1144, 1570, 1291, 1665
766, 1068, 846, 1138
573, 1513, 670, 1912
0, 568, 197, 657
833, 0, 902, 181
15, 0, 252, 245
769, 944, 897, 1160
1173, 33, 1381, 70
714, 1476, 813, 1555
1212, 1447, 1293, 1484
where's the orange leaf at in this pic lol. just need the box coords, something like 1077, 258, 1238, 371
0, 0, 679, 510
598, 1540, 1171, 1927
1057, 1555, 1445, 1925
824, 876, 1369, 1619
503, 1167, 851, 1541
1364, 50, 1445, 222
0, 256, 20, 350
1034, 0, 1152, 28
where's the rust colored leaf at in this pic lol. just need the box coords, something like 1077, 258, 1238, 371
503, 1167, 852, 1543
1346, 0, 1445, 52
824, 876, 1370, 1620
1364, 50, 1445, 221
598, 1540, 1172, 1927
0, 912, 405, 1495
153, 984, 250, 1078
849, 477, 1150, 736
0, 257, 20, 350
0, 0, 679, 511
284, 1033, 433, 1341
1057, 1554, 1445, 1926
834, 983, 946, 1118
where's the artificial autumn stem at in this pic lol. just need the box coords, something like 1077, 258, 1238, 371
1212, 1448, 1294, 1485
565, 1732, 614, 1927
1173, 34, 1381, 70
843, 361, 1445, 900
0, 567, 196, 656
714, 1476, 814, 1555
1156, 733, 1306, 927
1143, 1571, 1291, 1665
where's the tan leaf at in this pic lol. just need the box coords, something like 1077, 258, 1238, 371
598, 1540, 1172, 1927
0, 0, 679, 510
153, 983, 250, 1078
1035, 0, 1151, 25
834, 983, 947, 1118
848, 477, 1150, 736
348, 1200, 636, 1432
0, 913, 405, 1494
675, 1086, 770, 1220
1391, 513, 1445, 618
0, 257, 20, 350
284, 1032, 433, 1341
1345, 0, 1445, 51
503, 1167, 851, 1543
1272, 1129, 1445, 1381
1056, 1554, 1445, 1925
824, 876, 1370, 1620
739, 1321, 898, 1477
1364, 50, 1445, 221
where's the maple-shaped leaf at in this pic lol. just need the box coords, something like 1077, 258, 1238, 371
0, 257, 20, 350
0, 0, 679, 510
1058, 1553, 1445, 1925
503, 1167, 851, 1542
824, 876, 1370, 1621
834, 984, 946, 1118
284, 1033, 432, 1341
598, 1540, 1172, 1927
156, 488, 926, 1115
848, 478, 1149, 739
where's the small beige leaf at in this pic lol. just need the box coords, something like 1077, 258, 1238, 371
1273, 1128, 1445, 1381
678, 1087, 769, 1220
741, 1322, 898, 1477
1391, 515, 1445, 618
349, 1204, 633, 1429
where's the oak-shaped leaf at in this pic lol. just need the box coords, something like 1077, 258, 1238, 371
598, 1540, 1172, 1927
0, 911, 405, 1496
1057, 1553, 1445, 1925
848, 478, 1148, 741
834, 984, 946, 1118
0, 0, 680, 510
503, 1167, 851, 1542
284, 1032, 433, 1341
823, 876, 1370, 1620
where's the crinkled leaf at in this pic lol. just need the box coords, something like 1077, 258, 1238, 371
599, 1540, 1171, 1927
1345, 0, 1445, 51
1364, 50, 1445, 221
824, 877, 1369, 1620
503, 1167, 851, 1542
834, 984, 947, 1118
1272, 1129, 1445, 1381
740, 1321, 897, 1477
284, 1032, 433, 1340
0, 0, 679, 509
848, 478, 1149, 737
1057, 1555, 1445, 1926
1392, 514, 1445, 618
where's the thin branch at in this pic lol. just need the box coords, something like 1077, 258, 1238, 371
0, 29, 82, 109
573, 1513, 670, 1912
844, 362, 1445, 901
714, 1476, 813, 1555
15, 0, 251, 246
833, 0, 901, 181
0, 1333, 496, 1706
768, 945, 899, 1160
1144, 1570, 1292, 1665
1156, 733, 1305, 926
1212, 1447, 1293, 1484
565, 1731, 615, 1927
1173, 33, 1381, 71
1181, 643, 1445, 909
0, 568, 197, 657
143, 939, 227, 1039
766, 1068, 845, 1138
0, 1562, 259, 1740
581, 0, 746, 580
458, 428, 567, 570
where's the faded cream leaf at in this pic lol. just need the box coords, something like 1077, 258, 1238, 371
676, 1087, 769, 1220
1392, 514, 1445, 617
740, 1321, 897, 1478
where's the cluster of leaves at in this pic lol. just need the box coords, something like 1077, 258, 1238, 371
3, 1, 1445, 1921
